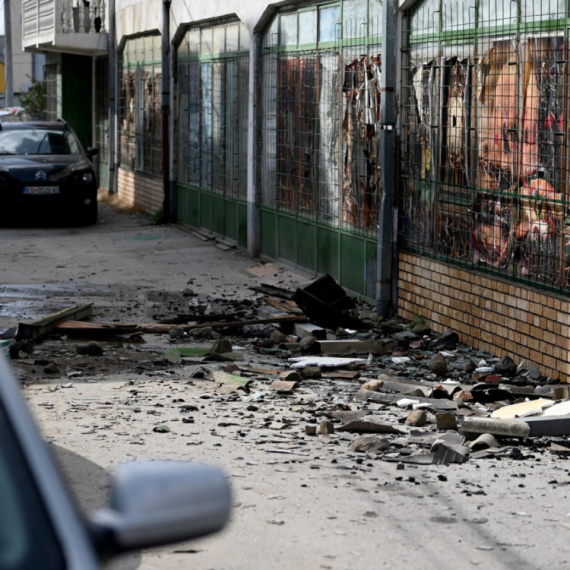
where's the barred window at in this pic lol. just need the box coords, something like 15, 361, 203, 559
259, 0, 383, 235
176, 21, 249, 200
119, 35, 162, 175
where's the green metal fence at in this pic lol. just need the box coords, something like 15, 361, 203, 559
175, 21, 250, 246
258, 0, 383, 299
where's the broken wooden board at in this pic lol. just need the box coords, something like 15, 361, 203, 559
248, 283, 295, 300
54, 315, 306, 336
17, 304, 94, 341
264, 297, 303, 315
158, 312, 245, 325
323, 371, 361, 380
353, 389, 458, 410
53, 321, 181, 335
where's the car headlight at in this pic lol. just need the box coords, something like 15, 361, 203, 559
73, 170, 94, 183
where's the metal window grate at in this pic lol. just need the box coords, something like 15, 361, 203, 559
176, 25, 249, 201
400, 0, 570, 291
258, 4, 383, 237
118, 35, 162, 176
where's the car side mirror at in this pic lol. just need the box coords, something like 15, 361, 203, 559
86, 147, 99, 158
89, 461, 231, 560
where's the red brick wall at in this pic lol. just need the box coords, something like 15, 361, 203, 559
117, 168, 163, 214
398, 252, 570, 382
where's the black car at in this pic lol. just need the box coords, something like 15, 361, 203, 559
0, 120, 99, 225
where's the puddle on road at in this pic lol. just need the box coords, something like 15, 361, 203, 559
0, 300, 71, 320
0, 284, 103, 322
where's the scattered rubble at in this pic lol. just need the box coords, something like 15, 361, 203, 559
8, 272, 570, 475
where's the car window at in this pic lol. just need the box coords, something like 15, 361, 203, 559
0, 130, 80, 156
0, 403, 66, 569
66, 132, 81, 154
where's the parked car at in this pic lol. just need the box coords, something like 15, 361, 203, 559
0, 119, 99, 225
0, 355, 231, 569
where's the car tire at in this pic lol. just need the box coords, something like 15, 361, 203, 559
82, 201, 98, 226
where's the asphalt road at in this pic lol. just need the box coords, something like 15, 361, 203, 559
4, 203, 570, 570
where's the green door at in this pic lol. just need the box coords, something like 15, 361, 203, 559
61, 54, 92, 149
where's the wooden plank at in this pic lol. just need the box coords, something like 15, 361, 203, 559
264, 297, 303, 315
54, 314, 307, 336
249, 284, 295, 300
16, 304, 94, 341
322, 371, 361, 379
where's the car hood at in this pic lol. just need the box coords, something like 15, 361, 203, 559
0, 155, 93, 182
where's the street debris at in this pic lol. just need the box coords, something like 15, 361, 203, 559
10, 271, 570, 476
289, 356, 369, 369
292, 275, 367, 330
16, 303, 94, 341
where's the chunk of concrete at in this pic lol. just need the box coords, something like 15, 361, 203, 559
361, 379, 385, 391
436, 413, 458, 431
269, 380, 299, 393
295, 323, 326, 340
351, 436, 390, 454
461, 417, 530, 438
317, 420, 335, 435
406, 410, 427, 427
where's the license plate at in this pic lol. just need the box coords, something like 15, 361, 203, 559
23, 186, 60, 195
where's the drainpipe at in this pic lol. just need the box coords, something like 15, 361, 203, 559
4, 0, 13, 107
247, 30, 261, 257
161, 0, 172, 222
107, 0, 116, 194
377, 0, 398, 318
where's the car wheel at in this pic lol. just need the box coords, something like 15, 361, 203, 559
82, 201, 98, 226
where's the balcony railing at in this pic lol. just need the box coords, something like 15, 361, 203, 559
23, 0, 108, 55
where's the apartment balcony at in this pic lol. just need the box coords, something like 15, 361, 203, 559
22, 0, 108, 56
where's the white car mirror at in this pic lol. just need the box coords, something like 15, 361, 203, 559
90, 461, 231, 557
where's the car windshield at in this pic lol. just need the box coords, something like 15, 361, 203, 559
0, 402, 66, 569
0, 129, 81, 156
